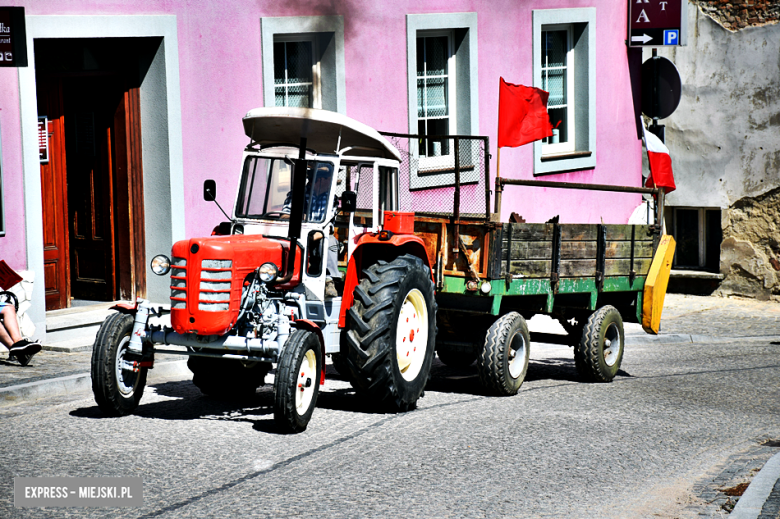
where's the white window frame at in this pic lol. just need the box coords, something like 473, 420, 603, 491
261, 16, 346, 114
532, 8, 596, 175
273, 35, 322, 109
416, 30, 457, 172
541, 24, 575, 156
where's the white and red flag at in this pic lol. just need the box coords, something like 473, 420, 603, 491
643, 125, 676, 194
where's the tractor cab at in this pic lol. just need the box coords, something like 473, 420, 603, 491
228, 107, 403, 303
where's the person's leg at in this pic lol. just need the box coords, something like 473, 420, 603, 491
0, 306, 23, 345
0, 321, 13, 349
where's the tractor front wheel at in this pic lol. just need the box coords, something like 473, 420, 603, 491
273, 329, 322, 433
91, 313, 147, 416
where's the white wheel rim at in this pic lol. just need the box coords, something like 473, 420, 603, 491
507, 330, 528, 379
395, 288, 429, 381
295, 348, 317, 413
115, 336, 137, 397
603, 322, 621, 367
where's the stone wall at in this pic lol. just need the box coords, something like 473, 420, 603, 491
693, 0, 780, 31
717, 187, 780, 300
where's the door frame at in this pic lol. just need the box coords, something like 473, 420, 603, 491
18, 15, 185, 339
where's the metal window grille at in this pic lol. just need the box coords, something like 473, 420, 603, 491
541, 28, 572, 148
416, 35, 452, 157
380, 133, 490, 222
274, 41, 314, 108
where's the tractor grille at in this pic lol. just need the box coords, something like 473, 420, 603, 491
170, 257, 187, 309
199, 259, 232, 312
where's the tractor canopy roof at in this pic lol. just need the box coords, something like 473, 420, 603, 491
242, 107, 401, 162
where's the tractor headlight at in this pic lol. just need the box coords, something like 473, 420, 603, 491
151, 255, 171, 276
258, 262, 279, 283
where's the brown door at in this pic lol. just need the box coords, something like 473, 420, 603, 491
112, 87, 146, 301
37, 77, 70, 310
64, 75, 119, 301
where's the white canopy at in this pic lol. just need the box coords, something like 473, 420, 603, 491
242, 107, 401, 162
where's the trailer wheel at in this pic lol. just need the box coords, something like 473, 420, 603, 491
274, 329, 321, 433
477, 312, 530, 396
341, 254, 437, 411
574, 305, 624, 382
91, 313, 147, 416
188, 357, 269, 398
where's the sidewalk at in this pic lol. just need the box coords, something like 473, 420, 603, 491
1, 293, 779, 516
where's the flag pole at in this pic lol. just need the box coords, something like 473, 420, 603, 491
495, 83, 502, 217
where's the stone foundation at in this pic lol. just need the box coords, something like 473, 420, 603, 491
716, 187, 780, 300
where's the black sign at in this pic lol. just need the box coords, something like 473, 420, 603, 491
0, 7, 27, 67
629, 0, 685, 47
641, 56, 682, 120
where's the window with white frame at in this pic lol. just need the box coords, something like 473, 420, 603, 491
273, 37, 321, 109
532, 8, 596, 175
541, 26, 574, 154
261, 16, 346, 114
416, 32, 456, 167
406, 13, 479, 189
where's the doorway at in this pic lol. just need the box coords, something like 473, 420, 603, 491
35, 38, 160, 310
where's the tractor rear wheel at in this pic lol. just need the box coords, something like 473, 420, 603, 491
341, 254, 437, 411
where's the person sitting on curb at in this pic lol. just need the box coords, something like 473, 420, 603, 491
0, 301, 41, 366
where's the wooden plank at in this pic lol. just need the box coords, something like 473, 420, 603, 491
502, 240, 654, 260
504, 258, 653, 278
503, 224, 654, 243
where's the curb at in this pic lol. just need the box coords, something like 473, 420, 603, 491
0, 360, 190, 407
626, 334, 780, 345
730, 450, 780, 519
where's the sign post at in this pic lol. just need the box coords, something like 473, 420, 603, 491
0, 6, 27, 67
628, 0, 687, 48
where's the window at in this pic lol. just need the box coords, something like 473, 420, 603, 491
672, 208, 722, 272
235, 156, 334, 224
533, 8, 596, 175
541, 26, 574, 154
406, 13, 479, 189
417, 32, 455, 164
274, 38, 319, 109
261, 16, 346, 114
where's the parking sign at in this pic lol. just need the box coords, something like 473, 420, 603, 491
629, 0, 687, 47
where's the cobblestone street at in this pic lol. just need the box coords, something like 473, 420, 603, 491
1, 294, 779, 518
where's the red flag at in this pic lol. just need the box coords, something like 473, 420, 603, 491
497, 77, 554, 148
643, 125, 676, 194
0, 260, 22, 290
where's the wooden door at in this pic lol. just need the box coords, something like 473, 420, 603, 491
112, 87, 146, 300
37, 77, 70, 310
64, 76, 119, 301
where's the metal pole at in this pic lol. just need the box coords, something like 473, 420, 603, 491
497, 178, 660, 195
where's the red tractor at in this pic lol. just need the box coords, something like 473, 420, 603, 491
91, 108, 437, 433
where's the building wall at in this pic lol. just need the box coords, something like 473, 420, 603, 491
653, 3, 780, 299
0, 0, 644, 330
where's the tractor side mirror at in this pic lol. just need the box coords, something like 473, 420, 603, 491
340, 191, 357, 213
203, 179, 217, 201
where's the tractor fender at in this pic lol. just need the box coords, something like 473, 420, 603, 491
338, 233, 433, 328
110, 301, 138, 315
292, 318, 327, 385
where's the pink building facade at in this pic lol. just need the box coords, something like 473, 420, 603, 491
0, 1, 644, 337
